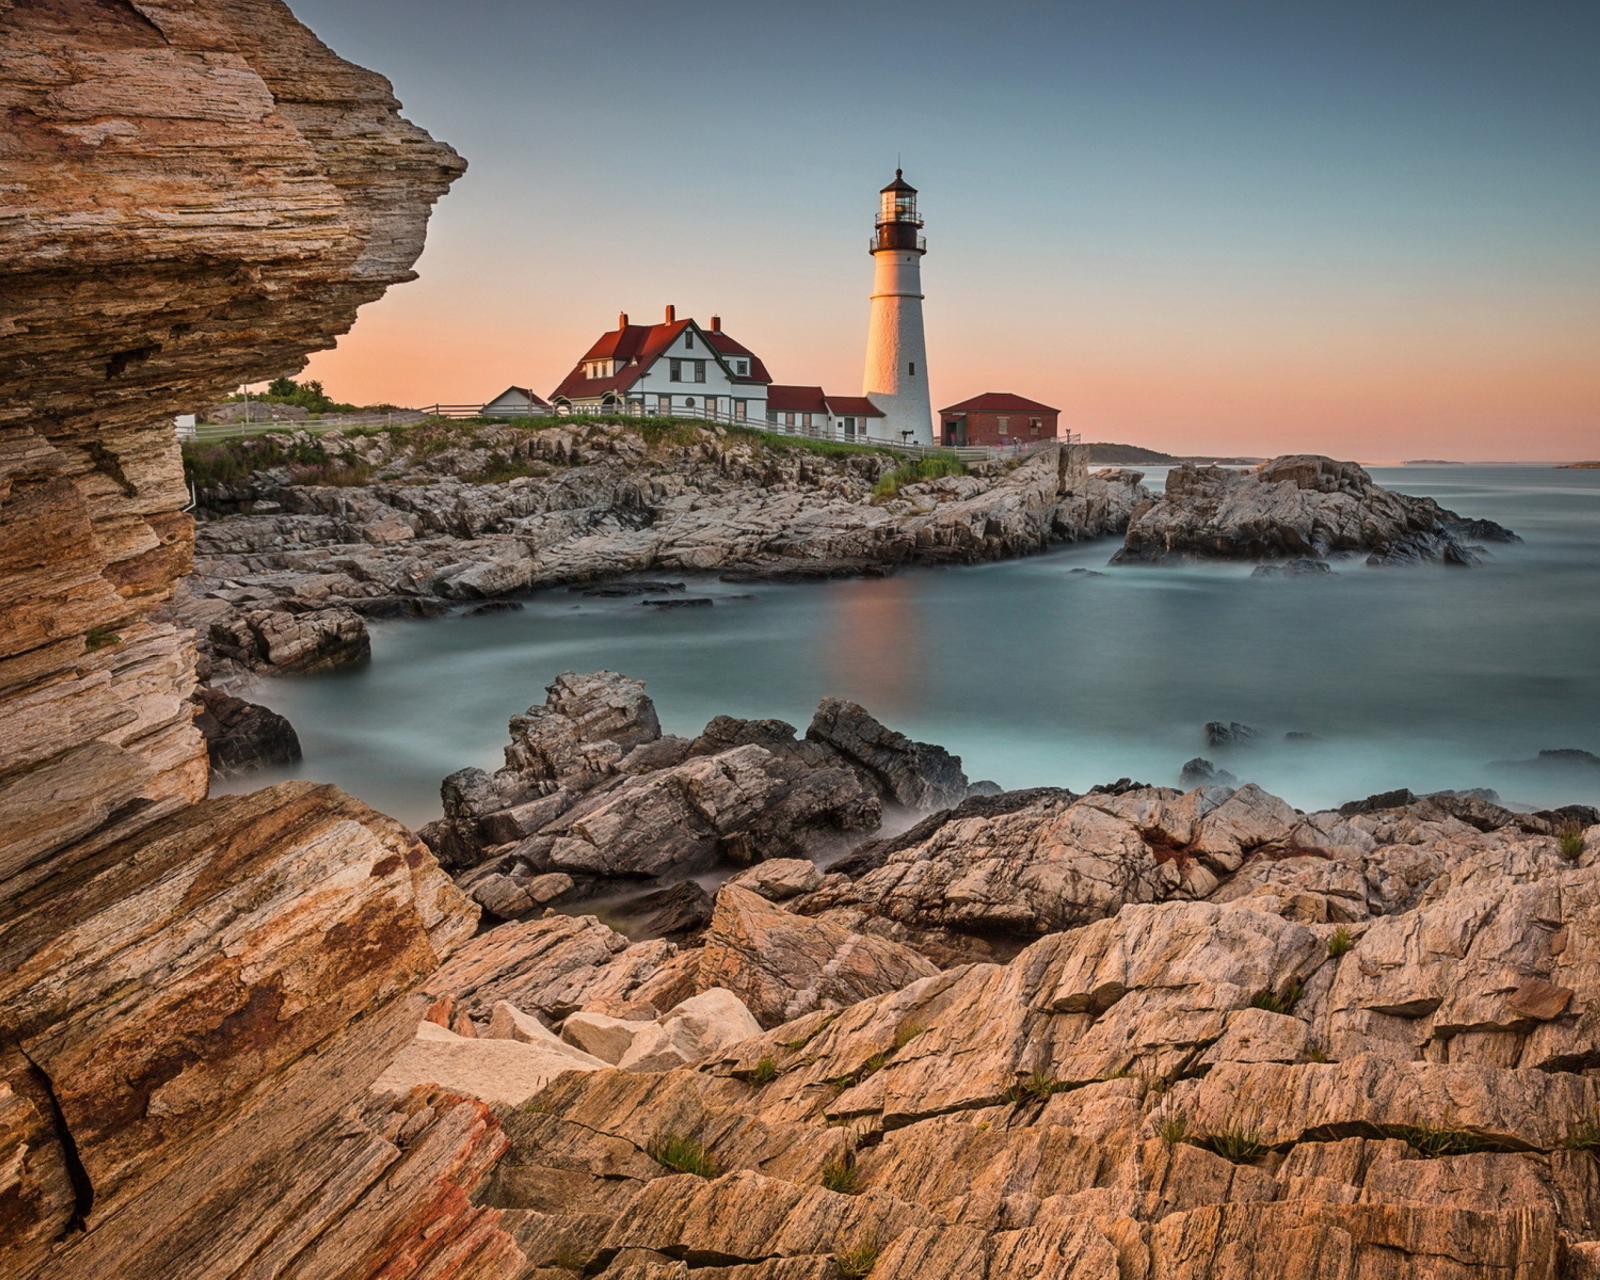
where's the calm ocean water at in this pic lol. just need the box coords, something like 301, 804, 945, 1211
219, 466, 1600, 826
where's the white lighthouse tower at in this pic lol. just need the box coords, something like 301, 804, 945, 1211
862, 170, 933, 446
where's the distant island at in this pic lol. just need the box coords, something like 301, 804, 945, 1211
1559, 461, 1600, 469
1402, 459, 1464, 465
1086, 442, 1264, 465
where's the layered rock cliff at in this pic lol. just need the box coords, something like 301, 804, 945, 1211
0, 3, 513, 1276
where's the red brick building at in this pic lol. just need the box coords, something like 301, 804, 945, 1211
938, 393, 1059, 447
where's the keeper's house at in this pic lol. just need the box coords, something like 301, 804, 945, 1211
549, 307, 772, 420
938, 392, 1059, 447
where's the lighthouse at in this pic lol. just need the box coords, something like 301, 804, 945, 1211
862, 170, 933, 445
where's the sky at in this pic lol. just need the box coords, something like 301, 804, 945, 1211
289, 0, 1598, 462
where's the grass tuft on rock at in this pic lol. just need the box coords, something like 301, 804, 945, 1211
1327, 926, 1354, 957
748, 1056, 778, 1086
835, 1243, 880, 1277
1200, 1128, 1269, 1163
1399, 1126, 1499, 1159
1561, 1115, 1600, 1151
1155, 1112, 1189, 1144
1249, 979, 1304, 1015
892, 1021, 928, 1049
1004, 1070, 1070, 1104
821, 1157, 862, 1195
1558, 822, 1586, 861
646, 1132, 721, 1179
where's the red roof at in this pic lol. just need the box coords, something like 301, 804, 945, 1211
939, 392, 1060, 415
766, 385, 830, 414
551, 318, 773, 401
550, 320, 692, 401
823, 395, 885, 417
704, 332, 773, 385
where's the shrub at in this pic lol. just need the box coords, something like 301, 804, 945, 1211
835, 1243, 879, 1277
872, 455, 968, 501
1328, 926, 1354, 957
748, 1056, 778, 1086
646, 1133, 721, 1179
860, 1052, 889, 1077
1558, 822, 1586, 861
1400, 1126, 1498, 1159
551, 1246, 588, 1272
1306, 1044, 1331, 1064
1202, 1128, 1269, 1163
821, 1157, 861, 1195
1250, 980, 1304, 1015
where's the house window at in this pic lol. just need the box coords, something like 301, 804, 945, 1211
908, 362, 916, 376
734, 400, 747, 420
685, 397, 696, 408
784, 413, 795, 426
685, 332, 694, 349
734, 359, 748, 376
693, 360, 706, 383
669, 359, 682, 382
766, 410, 778, 424
657, 394, 672, 413
997, 416, 1009, 436
1030, 418, 1041, 436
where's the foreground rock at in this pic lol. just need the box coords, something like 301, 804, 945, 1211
1113, 455, 1518, 566
443, 782, 1599, 1280
0, 0, 536, 1274
191, 686, 302, 777
429, 671, 972, 911
170, 430, 1151, 683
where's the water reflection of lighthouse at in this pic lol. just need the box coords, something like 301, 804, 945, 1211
822, 576, 925, 719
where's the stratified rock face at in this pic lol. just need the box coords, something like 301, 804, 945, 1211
0, 3, 493, 1277
435, 790, 1600, 1280
1113, 455, 1518, 566
0, 0, 463, 880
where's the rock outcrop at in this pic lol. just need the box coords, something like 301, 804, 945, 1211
429, 671, 971, 913
419, 783, 1600, 1280
1113, 455, 1518, 566
0, 2, 518, 1276
169, 425, 1151, 682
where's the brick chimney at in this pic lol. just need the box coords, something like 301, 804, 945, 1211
617, 311, 629, 328
664, 304, 676, 323
709, 315, 722, 332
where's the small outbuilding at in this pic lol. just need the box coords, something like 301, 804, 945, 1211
482, 386, 552, 417
938, 393, 1059, 447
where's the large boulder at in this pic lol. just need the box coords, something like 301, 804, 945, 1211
806, 697, 969, 811
1113, 455, 1517, 566
190, 687, 301, 777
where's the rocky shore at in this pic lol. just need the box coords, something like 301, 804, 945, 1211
370, 668, 1600, 1280
2, 3, 1581, 1279
167, 420, 1147, 687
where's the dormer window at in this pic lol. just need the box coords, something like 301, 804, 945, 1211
733, 359, 749, 377
584, 359, 615, 379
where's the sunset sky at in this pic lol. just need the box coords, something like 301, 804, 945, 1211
290, 0, 1598, 462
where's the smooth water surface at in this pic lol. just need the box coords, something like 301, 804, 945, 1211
220, 466, 1600, 826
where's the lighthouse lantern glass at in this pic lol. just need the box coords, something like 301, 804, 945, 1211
880, 189, 917, 223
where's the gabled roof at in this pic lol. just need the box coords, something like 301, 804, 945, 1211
823, 394, 885, 417
484, 385, 549, 407
703, 332, 772, 384
550, 320, 694, 401
939, 392, 1060, 415
550, 317, 771, 401
766, 385, 830, 415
